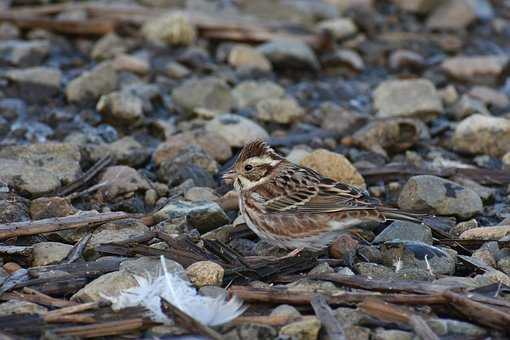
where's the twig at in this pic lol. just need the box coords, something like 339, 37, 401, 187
22, 287, 76, 307
61, 233, 92, 264
161, 300, 223, 340
232, 315, 302, 326
65, 182, 109, 201
43, 301, 102, 321
51, 318, 147, 337
0, 211, 132, 239
45, 313, 96, 324
311, 294, 346, 340
57, 156, 112, 196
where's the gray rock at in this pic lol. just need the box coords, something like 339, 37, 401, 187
0, 195, 29, 223
427, 318, 486, 336
0, 98, 26, 121
0, 23, 20, 40
32, 242, 72, 266
468, 85, 509, 108
270, 304, 301, 318
427, 0, 493, 30
0, 300, 47, 316
318, 18, 358, 40
205, 114, 269, 147
373, 221, 433, 244
389, 49, 425, 70
142, 13, 196, 46
95, 165, 150, 202
153, 200, 229, 233
452, 114, 510, 157
392, 0, 440, 13
498, 257, 510, 275
65, 62, 118, 103
72, 270, 139, 302
398, 175, 483, 219
97, 91, 144, 127
172, 77, 233, 114
157, 144, 218, 182
231, 80, 284, 109
382, 240, 457, 275
105, 136, 149, 167
91, 33, 130, 60
255, 97, 304, 124
224, 323, 277, 340
120, 256, 184, 278
374, 329, 413, 340
441, 55, 508, 85
0, 143, 82, 195
258, 39, 320, 70
5, 67, 61, 101
0, 40, 50, 66
279, 317, 321, 340
88, 219, 150, 250
373, 79, 443, 121
321, 49, 365, 71
355, 262, 395, 280
184, 187, 218, 202
228, 44, 272, 72
452, 94, 490, 120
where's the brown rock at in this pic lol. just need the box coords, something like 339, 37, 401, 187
460, 226, 510, 240
30, 196, 76, 220
441, 56, 509, 85
32, 242, 72, 266
228, 44, 272, 72
186, 261, 224, 287
95, 166, 150, 202
329, 234, 360, 259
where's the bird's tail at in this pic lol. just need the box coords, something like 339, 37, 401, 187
380, 208, 456, 236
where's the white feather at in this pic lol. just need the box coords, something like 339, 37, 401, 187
105, 256, 246, 326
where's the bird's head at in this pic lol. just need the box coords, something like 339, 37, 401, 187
222, 140, 284, 191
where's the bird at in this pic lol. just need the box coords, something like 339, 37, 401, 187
222, 139, 428, 253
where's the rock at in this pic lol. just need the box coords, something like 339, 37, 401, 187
172, 77, 233, 114
356, 262, 395, 280
88, 219, 150, 250
0, 143, 82, 196
0, 195, 30, 223
228, 44, 272, 72
72, 270, 139, 302
106, 136, 149, 167
0, 40, 50, 66
441, 55, 509, 85
142, 13, 196, 46
0, 23, 19, 40
460, 225, 510, 240
95, 166, 150, 202
205, 114, 269, 147
97, 91, 144, 127
329, 234, 359, 260
270, 304, 302, 318
186, 261, 224, 287
498, 257, 510, 275
450, 219, 478, 237
66, 62, 118, 103
279, 317, 321, 340
389, 49, 425, 71
439, 85, 459, 106
91, 33, 129, 60
373, 221, 433, 244
32, 242, 72, 266
30, 196, 76, 220
258, 40, 320, 70
392, 0, 440, 13
373, 79, 443, 121
472, 248, 496, 268
0, 300, 47, 316
160, 60, 190, 79
451, 114, 510, 157
451, 94, 490, 119
300, 149, 365, 188
317, 18, 358, 40
153, 200, 229, 233
374, 329, 413, 340
453, 177, 495, 202
398, 175, 483, 219
427, 0, 493, 30
382, 241, 456, 275
120, 256, 184, 278
5, 67, 61, 101
157, 144, 218, 183
468, 86, 509, 108
350, 118, 429, 157
0, 98, 25, 122
231, 80, 284, 109
158, 130, 231, 164
113, 54, 150, 75
474, 269, 510, 287
184, 187, 218, 202
255, 97, 304, 124
321, 49, 364, 71
427, 318, 486, 336
224, 323, 277, 340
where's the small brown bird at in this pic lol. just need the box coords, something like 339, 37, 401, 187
222, 140, 425, 252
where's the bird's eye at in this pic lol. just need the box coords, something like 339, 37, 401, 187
244, 164, 253, 171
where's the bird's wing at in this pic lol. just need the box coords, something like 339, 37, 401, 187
264, 167, 379, 214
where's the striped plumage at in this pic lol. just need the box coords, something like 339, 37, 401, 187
223, 140, 424, 250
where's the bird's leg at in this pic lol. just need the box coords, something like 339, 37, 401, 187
281, 247, 304, 258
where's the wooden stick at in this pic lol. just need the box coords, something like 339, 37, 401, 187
45, 313, 96, 324
0, 211, 132, 239
57, 155, 112, 196
43, 301, 101, 321
22, 287, 76, 307
61, 233, 92, 264
232, 315, 302, 326
311, 294, 346, 340
52, 318, 146, 337
0, 15, 115, 35
161, 300, 223, 340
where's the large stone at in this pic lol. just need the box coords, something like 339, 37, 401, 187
468, 86, 509, 108
398, 175, 483, 219
120, 256, 184, 279
0, 40, 50, 66
205, 114, 269, 147
231, 80, 284, 109
30, 196, 76, 220
317, 18, 358, 40
72, 270, 139, 302
95, 166, 150, 202
441, 55, 509, 85
0, 300, 47, 316
88, 219, 150, 249
142, 13, 196, 46
452, 114, 510, 157
255, 97, 304, 124
91, 33, 130, 60
0, 143, 82, 195
300, 149, 365, 188
373, 221, 433, 244
460, 225, 510, 240
258, 40, 320, 70
32, 242, 72, 266
172, 77, 233, 114
106, 136, 149, 167
5, 67, 61, 101
186, 261, 224, 287
279, 317, 321, 340
373, 79, 443, 120
427, 0, 493, 30
228, 44, 272, 72
65, 62, 118, 103
97, 91, 144, 127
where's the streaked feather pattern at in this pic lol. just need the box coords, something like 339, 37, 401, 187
105, 256, 246, 326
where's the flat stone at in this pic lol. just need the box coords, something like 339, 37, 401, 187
468, 86, 509, 108
0, 40, 50, 66
460, 225, 510, 240
255, 97, 304, 124
355, 262, 395, 280
113, 54, 150, 75
71, 270, 138, 302
91, 33, 130, 60
258, 40, 320, 70
279, 317, 321, 340
95, 166, 150, 202
270, 304, 302, 318
374, 329, 413, 340
427, 318, 486, 336
184, 187, 218, 202
120, 256, 184, 278
317, 18, 358, 40
373, 221, 433, 244
97, 91, 144, 127
441, 55, 508, 85
172, 77, 233, 114
231, 80, 284, 109
452, 114, 510, 157
5, 67, 61, 101
186, 261, 224, 287
398, 175, 483, 219
205, 114, 269, 147
373, 79, 443, 121
88, 219, 150, 250
30, 196, 76, 220
228, 44, 272, 72
300, 149, 366, 188
0, 300, 47, 316
32, 242, 72, 266
66, 62, 118, 103
106, 136, 149, 167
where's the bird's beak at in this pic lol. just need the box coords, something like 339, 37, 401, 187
222, 169, 237, 185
